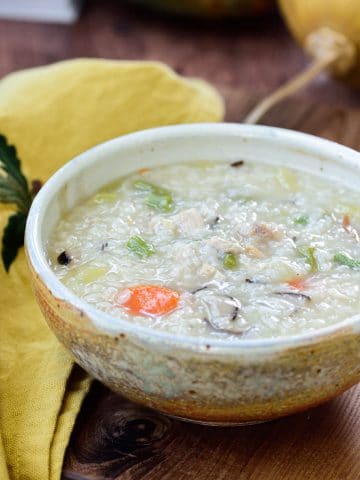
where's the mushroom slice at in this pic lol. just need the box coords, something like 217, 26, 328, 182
274, 291, 311, 302
194, 289, 247, 335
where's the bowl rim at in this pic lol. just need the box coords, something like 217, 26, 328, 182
25, 122, 360, 352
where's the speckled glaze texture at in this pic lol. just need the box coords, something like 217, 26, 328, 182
25, 124, 360, 425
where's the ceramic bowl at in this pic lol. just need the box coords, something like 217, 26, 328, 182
25, 123, 360, 425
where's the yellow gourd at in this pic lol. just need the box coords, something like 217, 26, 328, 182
245, 0, 360, 123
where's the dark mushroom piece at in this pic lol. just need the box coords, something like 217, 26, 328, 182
203, 316, 251, 336
57, 251, 71, 266
209, 216, 221, 229
274, 291, 311, 302
101, 242, 109, 251
245, 278, 268, 285
230, 160, 245, 168
191, 286, 209, 294
194, 288, 248, 335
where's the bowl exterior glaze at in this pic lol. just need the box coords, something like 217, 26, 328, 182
25, 124, 360, 424
28, 262, 360, 424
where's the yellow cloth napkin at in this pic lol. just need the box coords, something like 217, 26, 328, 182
0, 58, 224, 480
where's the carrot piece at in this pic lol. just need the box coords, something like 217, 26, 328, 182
287, 277, 308, 291
138, 168, 150, 175
115, 285, 179, 316
343, 214, 351, 232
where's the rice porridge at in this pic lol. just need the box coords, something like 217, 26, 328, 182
48, 160, 360, 340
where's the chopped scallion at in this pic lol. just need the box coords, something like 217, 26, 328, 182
146, 191, 173, 212
298, 246, 318, 273
133, 180, 173, 212
133, 180, 155, 192
126, 235, 155, 258
223, 252, 237, 270
334, 252, 360, 269
294, 215, 309, 226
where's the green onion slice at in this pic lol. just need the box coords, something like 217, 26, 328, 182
334, 252, 360, 269
126, 235, 155, 258
223, 252, 237, 270
298, 246, 318, 273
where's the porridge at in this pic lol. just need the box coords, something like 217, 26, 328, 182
48, 160, 360, 340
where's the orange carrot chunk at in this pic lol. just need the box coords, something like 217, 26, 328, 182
115, 285, 179, 316
343, 214, 351, 232
287, 277, 309, 291
138, 168, 151, 175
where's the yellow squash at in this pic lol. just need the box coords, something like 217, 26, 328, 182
245, 0, 360, 123
278, 0, 360, 87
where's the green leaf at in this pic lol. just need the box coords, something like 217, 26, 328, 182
0, 134, 38, 272
0, 135, 32, 213
0, 179, 22, 204
298, 246, 318, 273
0, 176, 30, 212
294, 215, 309, 226
223, 252, 237, 270
126, 235, 155, 258
1, 212, 27, 272
334, 252, 360, 269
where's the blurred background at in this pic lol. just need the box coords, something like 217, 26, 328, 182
1, 0, 359, 120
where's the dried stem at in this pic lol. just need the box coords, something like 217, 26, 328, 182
243, 54, 338, 125
244, 28, 357, 125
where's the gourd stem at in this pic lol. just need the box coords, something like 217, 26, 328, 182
244, 54, 338, 124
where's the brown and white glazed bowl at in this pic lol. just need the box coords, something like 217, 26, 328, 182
25, 124, 360, 425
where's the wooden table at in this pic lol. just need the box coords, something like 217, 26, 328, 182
1, 2, 360, 479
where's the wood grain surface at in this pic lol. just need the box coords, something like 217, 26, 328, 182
63, 382, 360, 480
1, 2, 360, 479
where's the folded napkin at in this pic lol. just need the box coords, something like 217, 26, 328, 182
0, 59, 224, 480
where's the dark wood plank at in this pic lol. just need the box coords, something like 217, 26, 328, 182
227, 87, 360, 151
63, 382, 360, 480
